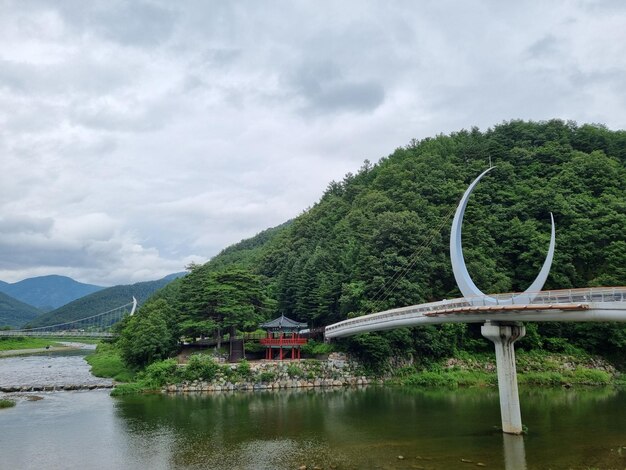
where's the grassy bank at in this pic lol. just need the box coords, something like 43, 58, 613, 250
85, 342, 135, 383
0, 336, 101, 352
0, 336, 63, 351
389, 350, 619, 388
85, 342, 187, 396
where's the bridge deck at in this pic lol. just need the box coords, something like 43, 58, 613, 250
325, 287, 626, 339
423, 303, 589, 316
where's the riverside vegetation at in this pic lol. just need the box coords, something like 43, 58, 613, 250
87, 339, 626, 396
0, 398, 16, 409
0, 336, 63, 352
86, 120, 626, 391
108, 353, 374, 396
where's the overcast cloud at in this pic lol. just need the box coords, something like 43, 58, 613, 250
1, 0, 625, 286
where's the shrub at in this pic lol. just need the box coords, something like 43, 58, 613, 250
258, 371, 276, 382
393, 365, 417, 377
244, 341, 265, 353
301, 340, 335, 356
346, 334, 391, 371
519, 371, 564, 386
401, 371, 457, 388
286, 363, 304, 378
236, 359, 252, 378
110, 382, 148, 396
543, 337, 579, 354
0, 399, 16, 409
141, 359, 178, 387
572, 368, 611, 385
220, 365, 235, 379
182, 354, 219, 382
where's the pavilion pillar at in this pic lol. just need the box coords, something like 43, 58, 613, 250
481, 321, 526, 435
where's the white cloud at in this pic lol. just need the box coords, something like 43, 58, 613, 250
1, 0, 625, 286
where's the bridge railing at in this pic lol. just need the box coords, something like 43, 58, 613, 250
325, 286, 626, 335
483, 287, 626, 305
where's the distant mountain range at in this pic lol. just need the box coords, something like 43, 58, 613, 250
0, 272, 186, 329
0, 275, 104, 312
25, 272, 186, 328
0, 291, 42, 328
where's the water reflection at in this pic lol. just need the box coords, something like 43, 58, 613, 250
114, 389, 465, 468
503, 434, 527, 470
2, 386, 626, 469
112, 387, 626, 470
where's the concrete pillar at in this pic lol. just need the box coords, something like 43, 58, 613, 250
481, 321, 526, 434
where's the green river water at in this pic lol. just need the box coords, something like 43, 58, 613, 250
2, 353, 626, 469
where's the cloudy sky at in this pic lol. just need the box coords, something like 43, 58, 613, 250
1, 1, 625, 286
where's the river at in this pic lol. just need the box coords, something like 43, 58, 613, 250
0, 346, 113, 390
1, 351, 626, 469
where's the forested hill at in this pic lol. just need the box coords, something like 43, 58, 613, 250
0, 291, 42, 328
26, 274, 185, 328
152, 120, 626, 362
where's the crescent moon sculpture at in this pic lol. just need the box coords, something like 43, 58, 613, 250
450, 167, 555, 306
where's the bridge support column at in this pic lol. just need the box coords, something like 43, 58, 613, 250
481, 321, 526, 435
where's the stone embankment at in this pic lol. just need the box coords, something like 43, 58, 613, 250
164, 353, 380, 393
0, 384, 113, 392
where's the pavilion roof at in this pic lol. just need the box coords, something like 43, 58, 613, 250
260, 314, 307, 331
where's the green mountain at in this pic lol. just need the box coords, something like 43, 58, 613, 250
0, 291, 43, 328
0, 275, 103, 311
26, 274, 185, 328
149, 120, 626, 364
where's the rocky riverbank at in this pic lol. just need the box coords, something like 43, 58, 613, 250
163, 353, 380, 393
1, 383, 114, 392
0, 349, 114, 392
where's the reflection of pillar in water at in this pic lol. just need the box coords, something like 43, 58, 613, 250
503, 434, 527, 470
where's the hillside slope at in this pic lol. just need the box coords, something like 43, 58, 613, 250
0, 275, 103, 311
26, 274, 185, 328
160, 120, 626, 361
0, 291, 42, 328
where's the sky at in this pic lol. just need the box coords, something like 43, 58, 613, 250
1, 0, 625, 286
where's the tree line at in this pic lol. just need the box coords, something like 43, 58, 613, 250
117, 120, 626, 369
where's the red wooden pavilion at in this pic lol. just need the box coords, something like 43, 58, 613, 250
259, 314, 307, 360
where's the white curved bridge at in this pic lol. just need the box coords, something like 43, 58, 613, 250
326, 167, 626, 436
325, 286, 626, 437
325, 286, 626, 339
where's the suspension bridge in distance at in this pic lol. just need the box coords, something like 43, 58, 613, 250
0, 297, 137, 338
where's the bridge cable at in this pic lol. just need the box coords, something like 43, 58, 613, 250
14, 301, 134, 332
367, 204, 457, 311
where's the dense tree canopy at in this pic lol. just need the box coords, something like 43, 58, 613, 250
118, 299, 178, 367
142, 120, 626, 367
177, 266, 274, 340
